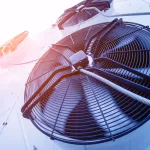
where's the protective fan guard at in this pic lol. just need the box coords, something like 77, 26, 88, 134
22, 20, 150, 145
55, 0, 112, 29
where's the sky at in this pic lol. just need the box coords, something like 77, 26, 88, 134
0, 0, 81, 45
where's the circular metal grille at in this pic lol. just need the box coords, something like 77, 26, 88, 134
55, 0, 112, 29
22, 19, 150, 145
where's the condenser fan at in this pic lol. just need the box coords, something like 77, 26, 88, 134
22, 19, 150, 145
55, 0, 112, 29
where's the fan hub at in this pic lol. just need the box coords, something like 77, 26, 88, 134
69, 50, 89, 69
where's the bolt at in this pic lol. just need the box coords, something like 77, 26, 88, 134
3, 122, 7, 126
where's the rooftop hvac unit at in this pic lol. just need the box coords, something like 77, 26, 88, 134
21, 19, 150, 149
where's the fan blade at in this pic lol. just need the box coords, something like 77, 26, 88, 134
65, 77, 107, 140
112, 35, 136, 50
84, 76, 137, 136
42, 78, 84, 134
43, 76, 107, 140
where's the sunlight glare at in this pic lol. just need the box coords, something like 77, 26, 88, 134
0, 0, 81, 45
